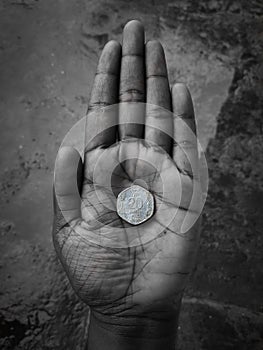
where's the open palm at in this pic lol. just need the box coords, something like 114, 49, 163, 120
53, 21, 202, 329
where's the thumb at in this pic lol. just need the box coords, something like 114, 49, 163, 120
53, 146, 83, 233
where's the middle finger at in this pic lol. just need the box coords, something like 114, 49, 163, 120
119, 20, 145, 140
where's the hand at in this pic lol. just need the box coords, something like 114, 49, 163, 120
53, 20, 203, 349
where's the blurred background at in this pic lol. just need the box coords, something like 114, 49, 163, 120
0, 0, 262, 349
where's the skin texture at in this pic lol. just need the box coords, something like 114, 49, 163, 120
53, 20, 202, 349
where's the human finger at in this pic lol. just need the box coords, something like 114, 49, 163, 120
86, 40, 121, 151
54, 146, 83, 228
171, 83, 198, 178
145, 40, 173, 154
119, 20, 145, 140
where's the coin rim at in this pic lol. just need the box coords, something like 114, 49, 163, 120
116, 185, 154, 225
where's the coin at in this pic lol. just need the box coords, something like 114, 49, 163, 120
117, 185, 154, 225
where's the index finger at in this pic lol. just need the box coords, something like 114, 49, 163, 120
85, 40, 121, 152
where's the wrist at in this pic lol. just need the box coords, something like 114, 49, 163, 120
87, 306, 181, 350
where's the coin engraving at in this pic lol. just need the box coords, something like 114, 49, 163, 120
117, 185, 154, 225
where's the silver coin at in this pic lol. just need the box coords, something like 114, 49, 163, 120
117, 185, 154, 225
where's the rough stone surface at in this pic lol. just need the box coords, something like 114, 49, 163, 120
0, 0, 262, 349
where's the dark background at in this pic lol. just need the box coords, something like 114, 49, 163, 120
0, 0, 262, 349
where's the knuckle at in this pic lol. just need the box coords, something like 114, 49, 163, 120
119, 89, 144, 102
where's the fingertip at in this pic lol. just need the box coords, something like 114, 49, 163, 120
122, 19, 145, 55
97, 40, 121, 75
146, 39, 164, 52
123, 19, 144, 33
171, 83, 191, 99
146, 40, 168, 77
56, 146, 81, 167
171, 83, 194, 118
103, 40, 121, 53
